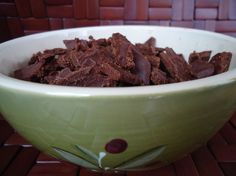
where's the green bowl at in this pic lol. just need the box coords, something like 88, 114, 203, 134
0, 26, 236, 171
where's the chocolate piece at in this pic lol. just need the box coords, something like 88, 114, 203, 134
45, 67, 72, 85
46, 65, 94, 86
132, 47, 151, 85
28, 48, 66, 67
119, 70, 142, 86
146, 55, 160, 68
160, 48, 192, 82
90, 38, 109, 48
151, 68, 169, 85
189, 51, 212, 64
210, 52, 232, 74
29, 52, 54, 64
145, 37, 156, 47
69, 50, 83, 68
78, 74, 116, 87
42, 59, 61, 79
135, 37, 156, 56
100, 63, 121, 81
67, 66, 94, 85
190, 60, 215, 79
110, 33, 135, 69
81, 58, 96, 68
64, 38, 91, 52
14, 60, 45, 81
63, 39, 77, 50
56, 53, 71, 68
188, 51, 215, 79
79, 39, 90, 51
44, 48, 67, 55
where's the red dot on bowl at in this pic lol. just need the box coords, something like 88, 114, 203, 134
105, 139, 128, 154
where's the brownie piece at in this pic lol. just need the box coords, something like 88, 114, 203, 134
188, 51, 215, 79
99, 63, 121, 81
151, 68, 169, 85
135, 37, 156, 56
132, 47, 151, 85
189, 51, 212, 64
159, 48, 192, 82
109, 33, 135, 69
210, 52, 232, 74
190, 60, 215, 79
14, 60, 45, 81
63, 39, 77, 50
145, 55, 160, 68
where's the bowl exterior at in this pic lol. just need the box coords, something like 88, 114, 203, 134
1, 82, 236, 171
1, 25, 236, 171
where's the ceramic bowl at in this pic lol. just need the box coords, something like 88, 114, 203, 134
0, 26, 236, 171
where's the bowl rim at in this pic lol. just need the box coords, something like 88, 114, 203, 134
0, 25, 236, 97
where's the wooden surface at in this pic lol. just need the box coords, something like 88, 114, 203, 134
1, 0, 236, 42
0, 112, 236, 176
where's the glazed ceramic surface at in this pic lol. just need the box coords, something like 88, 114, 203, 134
0, 26, 236, 171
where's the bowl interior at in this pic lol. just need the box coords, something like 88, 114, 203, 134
1, 26, 236, 76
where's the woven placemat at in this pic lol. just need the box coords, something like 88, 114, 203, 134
1, 0, 236, 42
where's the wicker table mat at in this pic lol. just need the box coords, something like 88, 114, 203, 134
0, 112, 236, 176
1, 0, 236, 42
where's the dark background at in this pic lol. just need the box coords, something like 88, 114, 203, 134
1, 0, 236, 43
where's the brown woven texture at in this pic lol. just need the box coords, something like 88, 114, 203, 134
1, 0, 236, 42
